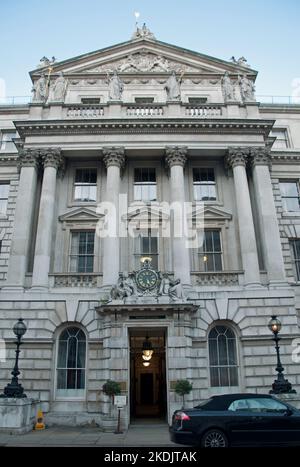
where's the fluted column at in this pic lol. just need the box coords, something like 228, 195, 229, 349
225, 148, 260, 286
165, 146, 191, 285
102, 147, 125, 287
251, 147, 286, 285
31, 148, 63, 289
5, 149, 40, 290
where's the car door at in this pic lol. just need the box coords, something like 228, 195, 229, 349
226, 398, 271, 446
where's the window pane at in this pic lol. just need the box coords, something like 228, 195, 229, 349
0, 184, 9, 198
284, 198, 300, 212
210, 367, 219, 387
229, 367, 238, 386
209, 338, 218, 366
205, 231, 213, 252
280, 182, 298, 197
214, 254, 223, 271
77, 341, 86, 368
57, 369, 67, 389
0, 199, 7, 215
67, 336, 77, 368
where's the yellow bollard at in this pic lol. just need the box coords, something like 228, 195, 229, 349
35, 409, 45, 430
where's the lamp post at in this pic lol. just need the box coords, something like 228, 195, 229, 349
268, 315, 296, 394
0, 318, 27, 398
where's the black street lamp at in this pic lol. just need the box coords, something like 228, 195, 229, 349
268, 315, 296, 394
0, 318, 27, 398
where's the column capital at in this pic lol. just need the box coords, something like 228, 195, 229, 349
102, 146, 125, 169
41, 148, 64, 170
18, 148, 40, 169
165, 146, 188, 168
225, 147, 250, 169
250, 147, 272, 168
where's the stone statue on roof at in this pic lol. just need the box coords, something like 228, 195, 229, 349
132, 23, 156, 40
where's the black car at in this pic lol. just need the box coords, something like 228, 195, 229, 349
170, 393, 300, 447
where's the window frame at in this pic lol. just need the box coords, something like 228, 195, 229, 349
208, 324, 239, 389
133, 229, 159, 270
0, 131, 18, 153
68, 230, 95, 273
270, 128, 290, 149
193, 167, 217, 202
133, 167, 157, 203
279, 180, 300, 212
197, 229, 223, 272
54, 325, 87, 401
67, 162, 102, 208
290, 238, 300, 282
189, 162, 222, 205
0, 182, 10, 217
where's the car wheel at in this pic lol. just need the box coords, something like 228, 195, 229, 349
201, 429, 228, 448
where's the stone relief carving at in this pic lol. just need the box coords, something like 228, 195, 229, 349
85, 53, 196, 74
107, 261, 186, 303
32, 74, 47, 102
238, 74, 256, 102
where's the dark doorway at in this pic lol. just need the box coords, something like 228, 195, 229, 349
129, 329, 167, 420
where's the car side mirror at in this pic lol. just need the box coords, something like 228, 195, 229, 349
284, 408, 293, 416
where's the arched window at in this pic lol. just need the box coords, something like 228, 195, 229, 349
208, 325, 238, 387
56, 327, 86, 398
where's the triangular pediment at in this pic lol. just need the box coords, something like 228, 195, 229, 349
190, 205, 233, 222
31, 37, 257, 80
122, 203, 170, 222
59, 207, 103, 223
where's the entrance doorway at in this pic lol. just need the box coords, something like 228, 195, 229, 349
129, 329, 167, 420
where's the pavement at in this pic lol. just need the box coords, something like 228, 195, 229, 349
0, 420, 181, 447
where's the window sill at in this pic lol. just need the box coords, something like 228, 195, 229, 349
282, 212, 300, 218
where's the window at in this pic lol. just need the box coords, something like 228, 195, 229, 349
198, 230, 222, 271
270, 129, 289, 149
69, 231, 95, 273
290, 239, 300, 281
56, 327, 86, 398
279, 181, 300, 212
81, 98, 100, 104
0, 131, 17, 152
193, 168, 216, 201
134, 168, 157, 202
0, 183, 10, 215
135, 97, 154, 104
209, 325, 238, 387
228, 398, 287, 413
74, 168, 97, 202
134, 232, 158, 269
188, 97, 208, 104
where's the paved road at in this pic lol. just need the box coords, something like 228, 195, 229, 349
0, 422, 181, 447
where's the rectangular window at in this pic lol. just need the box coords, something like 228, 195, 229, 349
81, 98, 100, 104
270, 129, 289, 149
188, 97, 208, 104
135, 97, 154, 104
198, 230, 222, 272
134, 168, 157, 202
134, 232, 158, 270
0, 183, 10, 215
0, 131, 17, 152
290, 239, 300, 281
279, 181, 300, 212
193, 168, 216, 201
74, 168, 97, 202
69, 231, 95, 273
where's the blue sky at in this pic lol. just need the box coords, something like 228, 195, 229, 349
0, 0, 299, 99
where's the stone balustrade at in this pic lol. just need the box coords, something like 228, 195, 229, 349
63, 103, 224, 119
126, 105, 164, 117
192, 271, 243, 286
66, 105, 105, 118
49, 273, 101, 288
185, 104, 222, 117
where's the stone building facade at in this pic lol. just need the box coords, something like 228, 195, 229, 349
0, 28, 300, 428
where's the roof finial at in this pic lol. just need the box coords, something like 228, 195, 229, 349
131, 14, 156, 40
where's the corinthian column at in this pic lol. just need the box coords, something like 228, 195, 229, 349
102, 147, 125, 287
250, 147, 286, 285
4, 149, 40, 290
225, 148, 260, 286
31, 148, 64, 289
165, 146, 191, 285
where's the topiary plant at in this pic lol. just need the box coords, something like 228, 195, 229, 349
174, 379, 193, 408
102, 380, 121, 415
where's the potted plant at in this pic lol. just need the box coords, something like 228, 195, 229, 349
174, 379, 193, 409
101, 380, 121, 432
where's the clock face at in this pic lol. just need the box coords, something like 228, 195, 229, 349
136, 269, 158, 290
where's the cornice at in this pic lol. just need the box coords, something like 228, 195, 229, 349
0, 153, 19, 166
270, 153, 300, 164
14, 118, 274, 138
